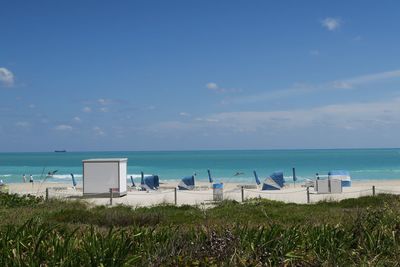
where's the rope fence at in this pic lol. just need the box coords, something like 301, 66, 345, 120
126, 189, 176, 195
45, 187, 82, 200
376, 189, 400, 194
244, 189, 307, 195
340, 189, 373, 194
35, 184, 400, 206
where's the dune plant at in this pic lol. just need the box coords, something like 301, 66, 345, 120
1, 193, 400, 265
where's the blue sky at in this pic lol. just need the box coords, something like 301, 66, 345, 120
1, 1, 400, 151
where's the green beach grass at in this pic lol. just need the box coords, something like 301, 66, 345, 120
1, 192, 400, 266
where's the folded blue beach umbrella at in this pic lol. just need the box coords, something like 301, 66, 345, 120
262, 171, 285, 190
292, 168, 297, 182
253, 170, 261, 185
141, 172, 159, 190
262, 180, 281, 190
145, 175, 159, 189
130, 176, 136, 187
207, 169, 213, 183
270, 171, 285, 187
178, 175, 195, 190
70, 173, 77, 187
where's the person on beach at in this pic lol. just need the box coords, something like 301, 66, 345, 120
0, 179, 4, 186
29, 174, 33, 183
22, 174, 26, 183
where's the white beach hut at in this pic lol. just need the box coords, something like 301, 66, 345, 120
82, 158, 127, 197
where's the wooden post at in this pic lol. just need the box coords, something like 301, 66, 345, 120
372, 185, 375, 196
306, 187, 310, 204
241, 186, 244, 202
45, 188, 49, 201
174, 187, 177, 205
109, 188, 113, 206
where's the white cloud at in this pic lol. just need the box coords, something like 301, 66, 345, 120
97, 98, 113, 105
229, 69, 400, 104
73, 116, 81, 122
179, 112, 191, 117
332, 81, 353, 89
195, 118, 219, 123
206, 82, 242, 94
28, 104, 36, 109
83, 107, 92, 113
99, 107, 109, 112
15, 121, 30, 128
93, 126, 105, 136
146, 105, 156, 111
211, 98, 400, 130
206, 82, 218, 90
152, 98, 400, 134
321, 17, 342, 31
330, 69, 400, 90
335, 69, 400, 87
0, 67, 14, 87
55, 124, 73, 131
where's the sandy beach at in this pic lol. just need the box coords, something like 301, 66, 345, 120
5, 179, 400, 207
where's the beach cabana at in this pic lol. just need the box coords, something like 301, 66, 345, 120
140, 172, 160, 190
82, 158, 127, 197
262, 171, 285, 190
328, 170, 351, 187
178, 175, 195, 190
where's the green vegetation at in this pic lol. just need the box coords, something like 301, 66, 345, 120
1, 192, 400, 266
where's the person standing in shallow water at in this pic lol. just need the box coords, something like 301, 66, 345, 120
22, 174, 26, 183
29, 174, 33, 184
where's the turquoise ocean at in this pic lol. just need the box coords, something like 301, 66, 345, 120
0, 149, 400, 185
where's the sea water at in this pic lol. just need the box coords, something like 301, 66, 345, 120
0, 149, 399, 184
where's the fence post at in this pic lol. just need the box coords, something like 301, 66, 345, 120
174, 187, 177, 205
372, 185, 375, 196
45, 187, 49, 201
241, 186, 244, 202
306, 187, 310, 204
109, 188, 113, 206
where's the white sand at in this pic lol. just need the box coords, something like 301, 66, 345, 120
6, 179, 400, 207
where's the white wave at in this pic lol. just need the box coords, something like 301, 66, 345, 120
127, 173, 153, 179
51, 174, 82, 179
351, 169, 400, 173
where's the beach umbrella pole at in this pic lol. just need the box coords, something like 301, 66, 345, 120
253, 170, 261, 186
207, 169, 213, 183
292, 167, 296, 187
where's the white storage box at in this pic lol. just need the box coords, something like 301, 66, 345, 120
315, 179, 343, 194
315, 180, 330, 193
329, 179, 343, 193
82, 158, 127, 197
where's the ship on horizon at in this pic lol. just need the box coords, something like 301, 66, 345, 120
54, 150, 67, 153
